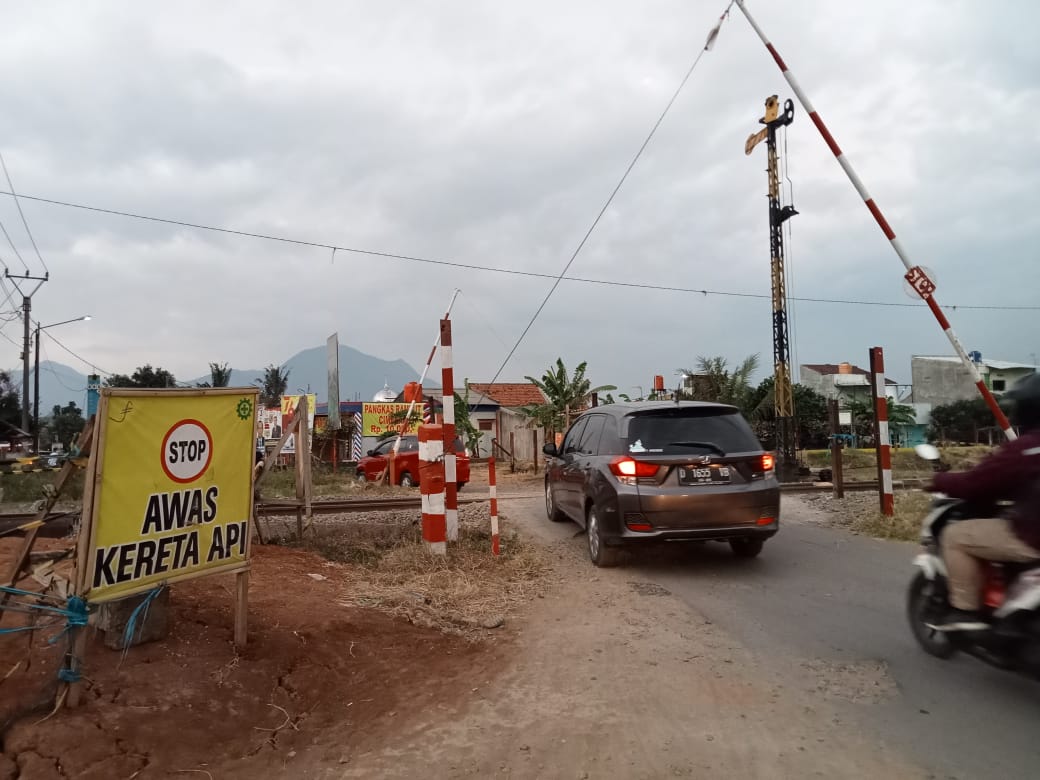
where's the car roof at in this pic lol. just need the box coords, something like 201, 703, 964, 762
578, 400, 739, 418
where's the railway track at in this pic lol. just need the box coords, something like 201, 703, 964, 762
2, 481, 928, 536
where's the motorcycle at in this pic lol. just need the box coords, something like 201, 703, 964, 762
907, 444, 1040, 676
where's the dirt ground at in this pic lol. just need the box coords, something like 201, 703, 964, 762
0, 541, 503, 779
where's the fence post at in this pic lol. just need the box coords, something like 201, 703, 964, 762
869, 347, 895, 516
489, 454, 500, 556
828, 399, 844, 499
509, 431, 515, 472
418, 423, 446, 554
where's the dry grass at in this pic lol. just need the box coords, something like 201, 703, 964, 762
259, 467, 413, 499
289, 507, 553, 637
852, 491, 931, 542
799, 489, 931, 542
802, 445, 993, 483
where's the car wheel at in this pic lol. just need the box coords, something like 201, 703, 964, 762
356, 471, 367, 483
587, 503, 620, 567
907, 571, 957, 659
545, 480, 566, 522
400, 471, 416, 488
729, 538, 764, 558
457, 482, 466, 491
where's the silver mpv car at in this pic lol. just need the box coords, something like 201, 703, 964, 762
542, 401, 780, 566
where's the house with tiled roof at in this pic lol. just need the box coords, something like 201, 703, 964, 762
466, 383, 546, 408
464, 382, 547, 464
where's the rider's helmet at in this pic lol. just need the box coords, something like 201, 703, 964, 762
1004, 372, 1040, 430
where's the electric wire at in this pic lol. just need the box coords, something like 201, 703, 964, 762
0, 217, 28, 274
39, 340, 89, 392
483, 5, 735, 387
0, 190, 1033, 312
0, 152, 48, 274
38, 329, 109, 376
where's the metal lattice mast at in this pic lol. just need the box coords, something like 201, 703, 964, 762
747, 96, 797, 471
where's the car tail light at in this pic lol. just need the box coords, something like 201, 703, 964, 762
760, 453, 775, 472
756, 516, 776, 526
609, 457, 659, 479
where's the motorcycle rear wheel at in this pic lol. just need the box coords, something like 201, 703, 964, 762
908, 570, 958, 659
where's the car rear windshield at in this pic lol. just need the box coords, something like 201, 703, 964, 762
624, 408, 761, 456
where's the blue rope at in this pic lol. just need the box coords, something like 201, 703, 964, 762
121, 586, 165, 654
0, 589, 93, 684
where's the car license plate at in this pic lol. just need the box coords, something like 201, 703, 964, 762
678, 465, 731, 485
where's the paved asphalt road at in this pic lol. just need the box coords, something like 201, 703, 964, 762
506, 493, 1040, 779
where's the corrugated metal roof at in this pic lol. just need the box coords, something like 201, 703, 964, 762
913, 356, 1037, 371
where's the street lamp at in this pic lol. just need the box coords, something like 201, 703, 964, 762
34, 315, 91, 453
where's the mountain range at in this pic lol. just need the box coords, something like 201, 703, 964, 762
12, 343, 436, 416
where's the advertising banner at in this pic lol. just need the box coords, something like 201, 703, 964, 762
83, 388, 257, 603
362, 403, 421, 437
279, 394, 316, 454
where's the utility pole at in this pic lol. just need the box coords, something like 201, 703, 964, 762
6, 270, 48, 444
746, 95, 797, 479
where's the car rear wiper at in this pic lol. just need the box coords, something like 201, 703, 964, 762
667, 441, 726, 456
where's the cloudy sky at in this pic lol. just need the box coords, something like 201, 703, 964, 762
0, 0, 1037, 398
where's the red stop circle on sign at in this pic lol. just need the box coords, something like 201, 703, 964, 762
160, 418, 214, 483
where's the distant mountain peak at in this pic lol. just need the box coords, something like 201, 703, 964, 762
19, 342, 438, 414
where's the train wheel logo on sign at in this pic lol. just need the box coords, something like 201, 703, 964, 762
161, 418, 214, 483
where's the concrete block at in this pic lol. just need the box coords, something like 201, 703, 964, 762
96, 588, 171, 650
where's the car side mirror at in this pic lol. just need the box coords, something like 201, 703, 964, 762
542, 443, 558, 458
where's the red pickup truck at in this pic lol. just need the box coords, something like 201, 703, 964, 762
356, 434, 470, 489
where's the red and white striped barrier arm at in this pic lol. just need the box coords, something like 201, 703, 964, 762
418, 424, 446, 555
870, 347, 894, 516
393, 289, 462, 458
489, 454, 500, 556
440, 318, 459, 542
734, 0, 1015, 441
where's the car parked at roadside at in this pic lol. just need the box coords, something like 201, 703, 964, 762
542, 401, 780, 566
356, 434, 470, 489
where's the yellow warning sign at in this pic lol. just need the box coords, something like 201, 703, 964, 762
81, 388, 258, 603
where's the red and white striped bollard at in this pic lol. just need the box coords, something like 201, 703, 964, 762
418, 423, 447, 554
489, 454, 499, 556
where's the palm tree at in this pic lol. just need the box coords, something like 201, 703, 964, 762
522, 358, 616, 434
209, 362, 232, 388
845, 397, 917, 441
679, 355, 760, 412
255, 364, 290, 407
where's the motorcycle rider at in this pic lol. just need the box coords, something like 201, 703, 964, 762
928, 372, 1040, 631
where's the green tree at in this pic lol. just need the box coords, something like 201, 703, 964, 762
521, 358, 616, 434
47, 401, 85, 448
455, 387, 483, 457
105, 365, 177, 388
255, 364, 290, 407
197, 362, 232, 388
928, 398, 992, 444
679, 355, 760, 413
846, 397, 917, 441
748, 378, 829, 449
0, 370, 23, 430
